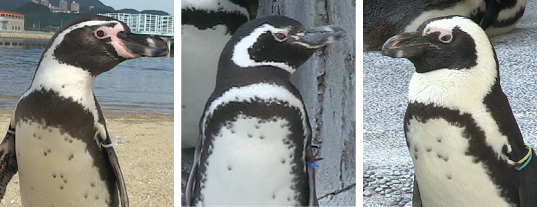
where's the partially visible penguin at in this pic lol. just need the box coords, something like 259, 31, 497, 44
480, 0, 526, 36
364, 0, 526, 51
0, 14, 168, 206
181, 0, 257, 148
186, 15, 345, 206
382, 15, 537, 206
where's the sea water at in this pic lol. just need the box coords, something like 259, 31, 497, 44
0, 48, 173, 114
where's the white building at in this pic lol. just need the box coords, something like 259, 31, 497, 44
41, 0, 50, 7
59, 0, 68, 11
71, 1, 80, 13
99, 13, 174, 36
0, 11, 25, 31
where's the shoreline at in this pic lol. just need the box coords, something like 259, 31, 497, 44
0, 110, 174, 206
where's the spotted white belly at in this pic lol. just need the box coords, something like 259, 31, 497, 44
16, 120, 112, 207
182, 24, 231, 148
407, 118, 510, 207
199, 115, 299, 206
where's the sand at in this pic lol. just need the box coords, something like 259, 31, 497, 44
0, 110, 174, 206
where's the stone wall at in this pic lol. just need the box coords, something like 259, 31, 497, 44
258, 1, 356, 205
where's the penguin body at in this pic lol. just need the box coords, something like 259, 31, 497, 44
382, 15, 537, 207
181, 0, 253, 148
0, 15, 168, 206
186, 15, 345, 206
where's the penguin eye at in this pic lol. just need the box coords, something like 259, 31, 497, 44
95, 30, 106, 39
439, 34, 452, 43
273, 32, 288, 42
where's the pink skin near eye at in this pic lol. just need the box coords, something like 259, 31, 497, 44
94, 24, 139, 59
425, 26, 453, 43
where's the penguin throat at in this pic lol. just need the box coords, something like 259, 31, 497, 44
408, 67, 496, 112
29, 63, 96, 103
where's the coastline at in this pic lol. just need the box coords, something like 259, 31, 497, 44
0, 110, 174, 206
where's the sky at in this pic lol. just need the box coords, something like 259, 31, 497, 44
99, 0, 175, 16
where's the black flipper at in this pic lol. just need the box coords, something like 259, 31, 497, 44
185, 134, 202, 206
412, 176, 423, 207
0, 125, 17, 201
105, 144, 129, 207
480, 0, 501, 30
519, 149, 537, 207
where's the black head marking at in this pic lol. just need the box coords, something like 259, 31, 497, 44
411, 26, 478, 73
38, 14, 168, 76
219, 15, 344, 73
383, 15, 488, 73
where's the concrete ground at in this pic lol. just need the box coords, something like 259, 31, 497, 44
364, 1, 537, 206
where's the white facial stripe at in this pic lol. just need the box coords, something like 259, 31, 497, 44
291, 40, 323, 49
231, 24, 295, 73
409, 16, 497, 112
182, 0, 249, 17
425, 26, 452, 38
49, 20, 121, 52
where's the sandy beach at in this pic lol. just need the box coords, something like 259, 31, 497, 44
0, 110, 174, 206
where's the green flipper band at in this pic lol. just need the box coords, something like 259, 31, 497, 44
516, 144, 533, 171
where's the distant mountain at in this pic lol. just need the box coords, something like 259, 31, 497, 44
0, 0, 29, 11
115, 9, 169, 16
14, 2, 50, 13
140, 10, 169, 15
116, 9, 139, 14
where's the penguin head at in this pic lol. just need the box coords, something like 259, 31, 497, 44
222, 15, 345, 74
382, 15, 499, 109
382, 15, 496, 74
39, 14, 169, 76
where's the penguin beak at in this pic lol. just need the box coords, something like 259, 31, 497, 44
117, 32, 169, 58
382, 32, 430, 58
293, 25, 346, 49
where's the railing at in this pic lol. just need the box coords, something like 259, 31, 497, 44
0, 31, 53, 40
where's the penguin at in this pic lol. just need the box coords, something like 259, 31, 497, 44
0, 14, 168, 206
480, 0, 526, 36
382, 15, 537, 206
185, 15, 345, 206
181, 0, 257, 148
364, 0, 526, 51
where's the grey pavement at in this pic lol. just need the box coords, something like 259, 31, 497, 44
364, 1, 537, 206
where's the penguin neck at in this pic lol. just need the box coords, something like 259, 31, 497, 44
27, 60, 96, 102
215, 64, 293, 89
408, 65, 498, 112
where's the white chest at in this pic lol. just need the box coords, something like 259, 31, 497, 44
406, 118, 511, 207
15, 120, 112, 207
199, 115, 301, 206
